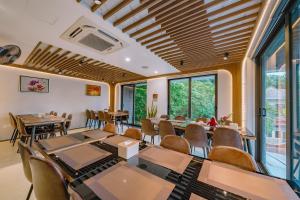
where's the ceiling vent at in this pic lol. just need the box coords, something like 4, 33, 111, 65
60, 16, 126, 54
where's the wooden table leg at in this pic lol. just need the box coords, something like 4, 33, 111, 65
30, 126, 36, 146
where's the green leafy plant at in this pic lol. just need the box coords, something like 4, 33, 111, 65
147, 101, 157, 118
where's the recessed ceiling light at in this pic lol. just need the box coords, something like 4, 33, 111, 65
223, 52, 229, 60
125, 57, 131, 62
154, 70, 158, 74
94, 0, 101, 5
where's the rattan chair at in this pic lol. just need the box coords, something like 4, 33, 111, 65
123, 128, 142, 140
103, 123, 117, 134
18, 141, 35, 200
141, 119, 158, 144
29, 156, 69, 200
98, 111, 105, 128
185, 124, 209, 157
53, 112, 58, 116
158, 120, 176, 139
212, 127, 243, 150
175, 115, 186, 121
208, 146, 258, 172
9, 112, 18, 145
49, 111, 54, 115
160, 135, 190, 154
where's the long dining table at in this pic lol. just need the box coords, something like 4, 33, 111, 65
33, 132, 299, 200
151, 119, 256, 155
17, 114, 67, 146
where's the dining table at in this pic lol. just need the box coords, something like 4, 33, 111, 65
17, 114, 68, 146
33, 133, 299, 200
150, 119, 256, 155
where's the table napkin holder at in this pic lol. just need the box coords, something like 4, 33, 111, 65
118, 140, 139, 159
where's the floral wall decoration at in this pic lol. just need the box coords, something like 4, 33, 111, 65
20, 76, 49, 93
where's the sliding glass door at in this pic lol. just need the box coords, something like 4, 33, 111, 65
121, 83, 147, 126
261, 27, 286, 179
291, 0, 300, 186
121, 85, 134, 124
168, 75, 217, 120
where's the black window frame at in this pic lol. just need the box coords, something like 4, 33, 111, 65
120, 82, 147, 126
167, 74, 218, 119
254, 0, 300, 185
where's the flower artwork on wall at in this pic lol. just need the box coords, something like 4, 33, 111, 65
86, 84, 101, 96
20, 76, 49, 93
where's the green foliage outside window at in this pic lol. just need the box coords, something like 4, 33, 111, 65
134, 83, 147, 125
169, 76, 216, 120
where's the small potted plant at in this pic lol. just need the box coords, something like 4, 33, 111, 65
147, 100, 157, 119
219, 113, 232, 126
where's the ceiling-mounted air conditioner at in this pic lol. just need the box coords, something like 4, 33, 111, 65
60, 16, 126, 54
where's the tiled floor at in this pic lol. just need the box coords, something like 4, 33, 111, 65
0, 127, 205, 200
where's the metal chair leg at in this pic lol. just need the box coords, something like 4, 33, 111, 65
26, 184, 33, 200
10, 129, 16, 143
12, 131, 19, 146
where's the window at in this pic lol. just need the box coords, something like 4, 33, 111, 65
121, 83, 147, 126
254, 0, 300, 189
168, 75, 217, 120
261, 27, 286, 179
291, 0, 300, 186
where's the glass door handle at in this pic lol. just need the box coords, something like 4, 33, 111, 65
259, 108, 267, 117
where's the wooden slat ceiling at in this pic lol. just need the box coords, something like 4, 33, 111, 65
79, 0, 263, 71
17, 42, 145, 83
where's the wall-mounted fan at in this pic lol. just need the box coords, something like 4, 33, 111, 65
0, 45, 21, 64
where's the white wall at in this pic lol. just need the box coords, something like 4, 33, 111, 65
147, 77, 168, 117
244, 58, 256, 133
0, 65, 109, 141
115, 70, 232, 119
217, 70, 233, 118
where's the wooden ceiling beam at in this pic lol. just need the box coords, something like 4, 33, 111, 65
212, 28, 253, 41
91, 0, 107, 12
150, 43, 177, 51
214, 36, 251, 47
43, 51, 71, 69
214, 40, 250, 50
122, 0, 183, 32
130, 0, 209, 37
212, 21, 255, 37
158, 50, 184, 57
136, 0, 257, 43
146, 38, 174, 49
32, 45, 52, 65
39, 48, 62, 66
103, 0, 133, 20
154, 46, 181, 54
113, 0, 160, 26
24, 42, 42, 65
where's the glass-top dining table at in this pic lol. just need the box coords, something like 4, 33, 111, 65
33, 132, 299, 200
